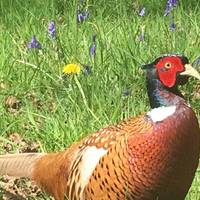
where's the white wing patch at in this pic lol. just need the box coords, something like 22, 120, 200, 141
79, 146, 107, 188
68, 146, 107, 199
147, 106, 176, 122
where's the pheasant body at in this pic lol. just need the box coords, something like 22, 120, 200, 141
1, 54, 200, 200
64, 104, 199, 200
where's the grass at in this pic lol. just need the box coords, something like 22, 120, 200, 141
0, 0, 200, 199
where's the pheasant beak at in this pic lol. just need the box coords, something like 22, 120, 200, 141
180, 64, 200, 80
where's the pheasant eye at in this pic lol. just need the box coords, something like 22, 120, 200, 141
165, 62, 172, 69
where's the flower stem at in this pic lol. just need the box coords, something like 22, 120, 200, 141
74, 76, 99, 121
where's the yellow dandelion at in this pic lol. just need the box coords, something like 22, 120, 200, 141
63, 63, 81, 74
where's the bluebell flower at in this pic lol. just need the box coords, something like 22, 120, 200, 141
169, 22, 176, 31
139, 7, 145, 17
138, 33, 145, 41
172, 0, 178, 6
48, 20, 56, 38
138, 26, 145, 42
77, 7, 89, 23
90, 35, 96, 57
27, 36, 42, 49
90, 44, 96, 57
77, 9, 84, 23
164, 0, 172, 16
83, 10, 89, 20
164, 0, 178, 16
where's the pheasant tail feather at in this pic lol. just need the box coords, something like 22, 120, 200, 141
0, 153, 45, 178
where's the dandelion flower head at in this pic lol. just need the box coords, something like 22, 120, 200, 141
63, 63, 81, 74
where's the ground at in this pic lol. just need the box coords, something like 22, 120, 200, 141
0, 0, 200, 199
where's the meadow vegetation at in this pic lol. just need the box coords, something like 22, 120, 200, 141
0, 0, 200, 199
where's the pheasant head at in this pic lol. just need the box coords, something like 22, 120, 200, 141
142, 54, 200, 108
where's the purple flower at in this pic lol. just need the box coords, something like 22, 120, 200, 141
164, 0, 172, 16
164, 0, 178, 16
90, 44, 96, 57
138, 26, 145, 42
48, 20, 56, 38
83, 11, 89, 20
27, 36, 42, 49
139, 7, 145, 17
172, 0, 178, 6
169, 22, 176, 31
77, 7, 89, 23
90, 35, 96, 57
138, 33, 145, 41
77, 13, 82, 23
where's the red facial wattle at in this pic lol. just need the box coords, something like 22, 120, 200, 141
155, 57, 185, 88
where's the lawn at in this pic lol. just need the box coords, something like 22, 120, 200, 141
0, 0, 200, 199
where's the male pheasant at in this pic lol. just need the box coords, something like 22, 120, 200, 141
1, 54, 200, 200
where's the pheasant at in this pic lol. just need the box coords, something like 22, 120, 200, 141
1, 54, 200, 200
